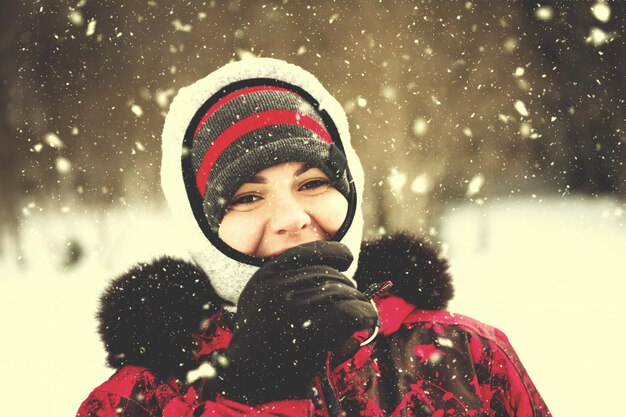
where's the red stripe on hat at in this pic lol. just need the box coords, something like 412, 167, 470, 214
196, 110, 333, 197
193, 86, 299, 137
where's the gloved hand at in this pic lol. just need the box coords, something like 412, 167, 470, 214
218, 240, 378, 405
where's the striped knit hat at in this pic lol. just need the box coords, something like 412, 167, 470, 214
186, 80, 351, 234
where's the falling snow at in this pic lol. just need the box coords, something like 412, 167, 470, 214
466, 174, 485, 197
585, 27, 617, 47
535, 6, 554, 22
591, 2, 611, 23
412, 117, 429, 137
387, 168, 407, 197
411, 174, 431, 195
85, 20, 97, 36
172, 19, 193, 32
68, 10, 84, 26
131, 104, 143, 117
186, 362, 217, 384
513, 100, 529, 117
44, 133, 65, 149
7, 2, 626, 416
55, 157, 72, 174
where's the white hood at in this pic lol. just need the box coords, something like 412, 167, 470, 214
160, 57, 365, 306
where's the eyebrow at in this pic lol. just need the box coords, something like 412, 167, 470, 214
243, 164, 313, 184
245, 175, 267, 184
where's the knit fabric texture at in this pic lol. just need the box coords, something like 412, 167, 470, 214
191, 85, 350, 232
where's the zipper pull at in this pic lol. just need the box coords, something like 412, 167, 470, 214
357, 281, 392, 348
362, 280, 393, 300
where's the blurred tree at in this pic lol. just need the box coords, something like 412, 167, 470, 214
1, 0, 19, 256
520, 0, 626, 196
7, 0, 625, 255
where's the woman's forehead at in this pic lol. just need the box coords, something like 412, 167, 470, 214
245, 162, 319, 184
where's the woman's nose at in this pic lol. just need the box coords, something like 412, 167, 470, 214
267, 193, 311, 234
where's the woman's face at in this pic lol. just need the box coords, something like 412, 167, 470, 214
218, 162, 349, 258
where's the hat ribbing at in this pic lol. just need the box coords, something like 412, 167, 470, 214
189, 83, 350, 232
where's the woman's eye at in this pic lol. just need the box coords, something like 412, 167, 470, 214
228, 193, 262, 208
299, 179, 331, 191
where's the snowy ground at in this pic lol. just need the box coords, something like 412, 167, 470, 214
1, 196, 624, 417
443, 197, 625, 417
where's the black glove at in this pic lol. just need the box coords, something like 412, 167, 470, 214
218, 240, 378, 405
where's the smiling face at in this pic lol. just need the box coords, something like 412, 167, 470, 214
217, 162, 349, 258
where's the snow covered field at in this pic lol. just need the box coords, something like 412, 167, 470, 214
1, 197, 624, 416
443, 197, 625, 417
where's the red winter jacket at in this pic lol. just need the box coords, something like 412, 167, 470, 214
77, 233, 551, 417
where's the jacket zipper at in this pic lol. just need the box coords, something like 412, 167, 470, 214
314, 280, 394, 417
314, 372, 344, 417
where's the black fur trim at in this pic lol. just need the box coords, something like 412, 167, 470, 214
355, 232, 454, 309
98, 234, 452, 378
97, 257, 224, 379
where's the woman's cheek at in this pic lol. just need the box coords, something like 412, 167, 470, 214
218, 212, 264, 256
311, 190, 349, 235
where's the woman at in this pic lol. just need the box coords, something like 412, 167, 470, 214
77, 58, 551, 416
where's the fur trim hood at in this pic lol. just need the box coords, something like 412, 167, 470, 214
97, 232, 453, 378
